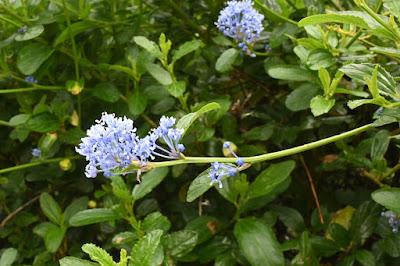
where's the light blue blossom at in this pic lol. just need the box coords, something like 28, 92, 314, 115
76, 112, 141, 178
154, 116, 185, 158
223, 141, 244, 166
215, 0, 264, 56
32, 148, 41, 158
209, 162, 238, 188
25, 76, 38, 84
382, 211, 400, 233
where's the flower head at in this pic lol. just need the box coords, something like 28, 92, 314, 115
25, 76, 38, 84
209, 162, 238, 188
154, 116, 184, 158
382, 211, 400, 233
32, 148, 41, 158
76, 112, 140, 177
215, 0, 264, 56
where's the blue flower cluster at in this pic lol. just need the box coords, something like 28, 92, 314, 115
215, 0, 264, 56
32, 148, 41, 158
76, 113, 184, 178
25, 76, 38, 84
382, 211, 400, 233
209, 141, 244, 188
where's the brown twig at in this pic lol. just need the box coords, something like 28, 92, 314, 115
0, 195, 40, 228
299, 155, 324, 224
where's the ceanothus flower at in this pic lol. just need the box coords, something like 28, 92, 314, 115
76, 112, 141, 178
76, 113, 185, 178
209, 162, 238, 188
215, 0, 264, 56
32, 148, 41, 158
382, 211, 400, 233
25, 76, 38, 84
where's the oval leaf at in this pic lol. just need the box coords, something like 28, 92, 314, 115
69, 208, 119, 227
17, 43, 54, 75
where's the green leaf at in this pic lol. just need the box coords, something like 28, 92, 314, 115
271, 206, 305, 236
349, 201, 380, 246
39, 192, 63, 225
64, 197, 89, 226
371, 130, 390, 161
59, 257, 98, 266
186, 168, 212, 202
33, 222, 65, 253
172, 39, 203, 62
307, 49, 335, 70
132, 167, 169, 200
185, 216, 219, 244
15, 25, 44, 41
268, 65, 315, 82
243, 124, 273, 141
128, 89, 147, 116
17, 43, 54, 75
298, 11, 375, 29
176, 102, 220, 135
145, 63, 173, 85
8, 114, 30, 126
372, 188, 400, 213
248, 161, 295, 199
69, 208, 119, 227
310, 95, 335, 116
163, 230, 198, 258
355, 250, 375, 266
215, 48, 239, 73
133, 36, 162, 58
383, 0, 400, 18
166, 80, 186, 98
82, 243, 115, 266
26, 113, 59, 133
0, 248, 18, 266
285, 84, 319, 111
92, 82, 121, 103
111, 176, 131, 201
340, 63, 398, 98
142, 212, 171, 233
131, 230, 163, 266
234, 218, 284, 266
54, 21, 96, 46
318, 68, 331, 92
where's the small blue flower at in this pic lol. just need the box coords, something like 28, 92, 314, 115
154, 116, 185, 158
32, 148, 41, 158
223, 141, 245, 167
25, 76, 38, 84
209, 162, 238, 188
215, 0, 264, 56
17, 25, 28, 34
382, 211, 400, 233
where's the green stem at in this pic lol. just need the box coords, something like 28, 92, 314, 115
146, 124, 373, 168
0, 86, 64, 94
0, 120, 12, 127
345, 31, 363, 48
382, 162, 400, 179
254, 0, 297, 25
0, 156, 79, 175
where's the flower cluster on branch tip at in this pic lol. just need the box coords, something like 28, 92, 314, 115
215, 0, 264, 57
76, 113, 184, 178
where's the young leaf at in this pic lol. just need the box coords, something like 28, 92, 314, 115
132, 167, 169, 200
234, 218, 284, 266
268, 65, 315, 82
310, 95, 335, 116
128, 89, 147, 116
69, 208, 119, 227
166, 80, 186, 98
39, 192, 63, 225
215, 48, 239, 73
82, 243, 115, 266
111, 176, 131, 201
59, 257, 98, 266
131, 230, 163, 266
318, 68, 331, 94
142, 212, 171, 233
53, 21, 96, 46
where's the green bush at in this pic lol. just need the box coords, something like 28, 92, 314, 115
1, 0, 400, 265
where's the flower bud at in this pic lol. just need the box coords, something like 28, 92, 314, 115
59, 158, 72, 171
66, 80, 84, 95
88, 200, 97, 208
70, 110, 79, 127
222, 141, 238, 157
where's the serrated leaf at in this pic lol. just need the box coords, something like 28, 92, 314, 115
215, 48, 239, 73
132, 167, 169, 200
142, 212, 171, 233
39, 192, 62, 225
69, 208, 119, 227
172, 39, 203, 62
234, 218, 284, 266
59, 257, 98, 266
26, 112, 59, 133
17, 43, 54, 75
131, 230, 163, 266
82, 243, 115, 266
